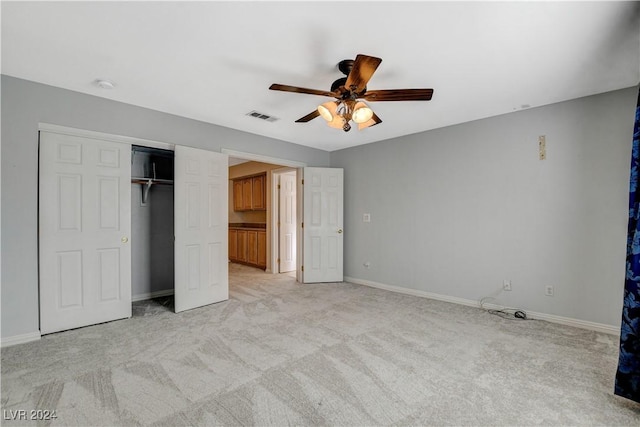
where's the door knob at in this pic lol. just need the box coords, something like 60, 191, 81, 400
337, 229, 343, 234
121, 237, 129, 243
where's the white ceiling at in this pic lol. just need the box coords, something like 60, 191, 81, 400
2, 1, 639, 152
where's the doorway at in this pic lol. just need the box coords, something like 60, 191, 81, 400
227, 160, 298, 275
225, 150, 345, 284
131, 145, 175, 302
224, 149, 306, 281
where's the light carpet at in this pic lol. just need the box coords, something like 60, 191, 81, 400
1, 263, 639, 426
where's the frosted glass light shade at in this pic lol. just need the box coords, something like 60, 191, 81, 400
317, 102, 337, 122
352, 102, 374, 124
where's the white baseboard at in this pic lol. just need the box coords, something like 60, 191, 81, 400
1, 290, 174, 347
132, 289, 174, 302
1, 331, 41, 348
345, 276, 620, 336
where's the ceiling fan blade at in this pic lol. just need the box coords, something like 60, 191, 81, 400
362, 89, 434, 102
269, 84, 337, 98
295, 110, 321, 123
358, 112, 382, 130
344, 54, 382, 94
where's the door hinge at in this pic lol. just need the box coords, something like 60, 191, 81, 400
277, 184, 281, 189
277, 258, 280, 263
301, 222, 304, 228
301, 265, 304, 272
301, 179, 304, 185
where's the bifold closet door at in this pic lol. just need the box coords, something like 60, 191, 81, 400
39, 132, 132, 334
174, 146, 229, 312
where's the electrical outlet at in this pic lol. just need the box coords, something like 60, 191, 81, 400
545, 285, 554, 296
363, 213, 371, 223
503, 280, 512, 291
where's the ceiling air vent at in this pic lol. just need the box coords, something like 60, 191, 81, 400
246, 110, 279, 122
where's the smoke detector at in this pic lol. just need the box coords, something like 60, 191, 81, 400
94, 79, 115, 89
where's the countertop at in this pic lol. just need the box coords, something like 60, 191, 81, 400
229, 223, 266, 229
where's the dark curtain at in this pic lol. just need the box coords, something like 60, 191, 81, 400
616, 88, 640, 403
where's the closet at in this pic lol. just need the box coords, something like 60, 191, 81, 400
38, 128, 229, 334
130, 145, 175, 300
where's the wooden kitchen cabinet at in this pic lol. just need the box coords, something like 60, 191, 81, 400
233, 181, 244, 211
242, 179, 252, 210
247, 231, 258, 264
232, 173, 266, 211
229, 229, 238, 261
257, 231, 267, 268
228, 227, 266, 270
251, 175, 265, 210
237, 230, 247, 262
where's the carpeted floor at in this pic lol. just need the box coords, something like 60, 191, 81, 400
1, 263, 639, 426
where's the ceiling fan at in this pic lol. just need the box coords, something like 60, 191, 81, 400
269, 54, 434, 132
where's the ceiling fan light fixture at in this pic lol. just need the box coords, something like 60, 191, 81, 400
327, 114, 346, 130
317, 102, 336, 122
358, 117, 377, 130
352, 102, 373, 124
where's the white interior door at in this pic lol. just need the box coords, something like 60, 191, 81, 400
302, 167, 343, 283
39, 132, 132, 334
174, 146, 228, 312
279, 172, 297, 273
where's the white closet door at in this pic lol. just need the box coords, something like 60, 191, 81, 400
174, 146, 228, 312
39, 132, 132, 334
302, 167, 344, 283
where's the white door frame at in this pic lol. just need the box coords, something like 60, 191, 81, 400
39, 123, 175, 151
221, 149, 307, 170
222, 148, 306, 278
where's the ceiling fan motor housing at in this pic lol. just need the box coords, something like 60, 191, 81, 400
337, 59, 354, 75
330, 77, 347, 93
331, 78, 366, 98
333, 59, 367, 97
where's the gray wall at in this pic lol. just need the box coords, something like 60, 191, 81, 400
131, 184, 175, 298
330, 87, 638, 327
1, 75, 329, 341
149, 185, 175, 294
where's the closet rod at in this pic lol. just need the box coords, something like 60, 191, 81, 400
131, 178, 173, 204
